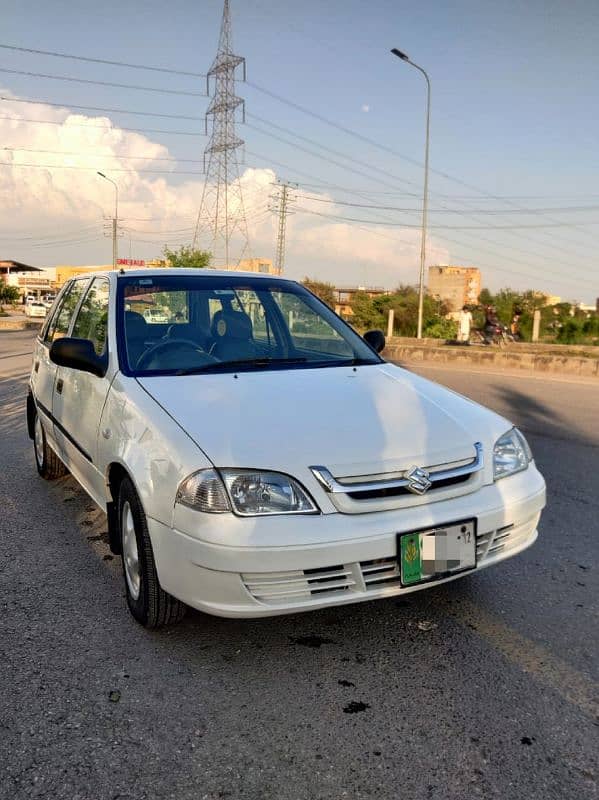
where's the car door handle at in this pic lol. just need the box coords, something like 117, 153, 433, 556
34, 360, 39, 373
56, 379, 64, 394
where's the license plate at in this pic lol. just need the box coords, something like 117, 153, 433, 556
399, 519, 477, 586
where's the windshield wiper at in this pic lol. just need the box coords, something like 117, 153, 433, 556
174, 356, 308, 375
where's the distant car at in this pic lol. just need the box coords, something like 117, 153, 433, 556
143, 308, 169, 324
24, 302, 47, 318
24, 295, 37, 305
42, 294, 56, 309
27, 269, 546, 629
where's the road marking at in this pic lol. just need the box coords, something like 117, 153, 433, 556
447, 598, 599, 718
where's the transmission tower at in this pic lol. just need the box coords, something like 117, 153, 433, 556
270, 181, 297, 275
192, 0, 250, 267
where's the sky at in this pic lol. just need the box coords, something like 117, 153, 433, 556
0, 0, 598, 301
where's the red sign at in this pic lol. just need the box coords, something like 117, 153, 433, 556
117, 258, 146, 267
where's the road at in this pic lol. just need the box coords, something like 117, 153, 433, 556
1, 330, 597, 800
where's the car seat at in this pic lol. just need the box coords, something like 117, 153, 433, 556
124, 311, 149, 367
211, 308, 258, 361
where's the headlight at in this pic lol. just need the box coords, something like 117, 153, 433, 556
176, 468, 318, 516
493, 428, 532, 480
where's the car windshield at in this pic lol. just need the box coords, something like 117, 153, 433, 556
118, 274, 381, 376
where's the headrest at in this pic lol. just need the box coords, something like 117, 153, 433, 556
125, 310, 147, 337
212, 309, 253, 340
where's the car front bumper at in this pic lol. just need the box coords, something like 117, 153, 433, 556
148, 464, 546, 618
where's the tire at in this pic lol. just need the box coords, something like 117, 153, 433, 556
118, 476, 186, 628
33, 408, 67, 480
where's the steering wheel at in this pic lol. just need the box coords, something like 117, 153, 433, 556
136, 338, 218, 370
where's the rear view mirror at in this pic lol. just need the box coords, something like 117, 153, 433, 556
49, 337, 107, 377
363, 329, 386, 353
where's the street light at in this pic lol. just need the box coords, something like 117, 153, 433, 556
391, 47, 430, 340
97, 171, 119, 268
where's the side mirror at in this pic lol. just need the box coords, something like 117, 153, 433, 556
50, 338, 107, 377
363, 329, 386, 353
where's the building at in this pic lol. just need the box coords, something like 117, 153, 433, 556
221, 257, 277, 275
0, 260, 52, 297
332, 286, 390, 318
54, 265, 113, 288
428, 265, 481, 312
54, 259, 162, 287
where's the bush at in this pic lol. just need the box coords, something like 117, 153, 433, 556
424, 318, 458, 339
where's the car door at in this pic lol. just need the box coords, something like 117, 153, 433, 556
51, 276, 112, 506
30, 280, 87, 456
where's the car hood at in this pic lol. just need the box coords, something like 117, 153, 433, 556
137, 363, 511, 477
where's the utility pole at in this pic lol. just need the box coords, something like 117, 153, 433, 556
391, 48, 431, 339
271, 181, 296, 275
97, 171, 119, 268
193, 0, 250, 267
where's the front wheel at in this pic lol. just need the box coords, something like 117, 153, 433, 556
33, 408, 67, 480
118, 476, 186, 628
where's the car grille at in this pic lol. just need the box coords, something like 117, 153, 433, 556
241, 521, 527, 606
310, 443, 484, 514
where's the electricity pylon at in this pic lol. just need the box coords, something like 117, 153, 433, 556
192, 0, 250, 267
270, 181, 297, 275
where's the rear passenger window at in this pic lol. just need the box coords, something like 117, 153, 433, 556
71, 278, 110, 355
44, 280, 87, 345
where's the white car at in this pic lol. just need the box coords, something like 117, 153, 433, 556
24, 301, 47, 318
142, 307, 169, 324
27, 269, 546, 628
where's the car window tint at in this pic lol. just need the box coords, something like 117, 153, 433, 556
71, 277, 110, 355
45, 280, 87, 344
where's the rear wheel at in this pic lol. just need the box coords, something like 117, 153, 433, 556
33, 409, 67, 480
118, 476, 186, 628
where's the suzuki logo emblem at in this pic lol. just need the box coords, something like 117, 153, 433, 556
405, 465, 432, 495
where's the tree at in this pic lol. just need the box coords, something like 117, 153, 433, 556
163, 245, 211, 269
0, 278, 20, 310
301, 277, 336, 308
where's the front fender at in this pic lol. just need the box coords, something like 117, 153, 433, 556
97, 375, 213, 527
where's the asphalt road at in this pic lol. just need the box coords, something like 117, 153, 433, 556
1, 330, 597, 800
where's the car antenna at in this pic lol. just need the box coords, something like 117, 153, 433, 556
119, 268, 126, 275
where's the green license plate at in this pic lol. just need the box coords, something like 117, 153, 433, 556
399, 519, 477, 587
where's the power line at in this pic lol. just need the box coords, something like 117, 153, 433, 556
296, 193, 599, 215
246, 114, 593, 259
0, 43, 591, 222
296, 206, 599, 230
1, 96, 203, 121
0, 115, 203, 137
0, 43, 207, 78
3, 146, 205, 165
1, 41, 593, 286
0, 67, 206, 97
0, 223, 100, 241
244, 148, 594, 279
0, 160, 205, 175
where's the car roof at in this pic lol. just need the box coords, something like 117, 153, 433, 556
113, 268, 295, 281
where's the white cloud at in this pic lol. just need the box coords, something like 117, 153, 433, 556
0, 90, 449, 286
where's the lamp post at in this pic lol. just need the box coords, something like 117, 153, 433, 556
391, 48, 430, 340
97, 171, 119, 268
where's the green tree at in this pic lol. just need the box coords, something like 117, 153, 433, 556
0, 278, 20, 310
301, 277, 336, 308
163, 245, 211, 269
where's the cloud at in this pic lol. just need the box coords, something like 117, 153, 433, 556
361, 104, 370, 113
0, 90, 449, 286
